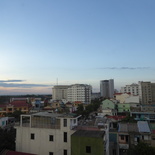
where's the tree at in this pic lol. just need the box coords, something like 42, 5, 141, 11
76, 104, 84, 116
121, 114, 136, 123
6, 110, 25, 121
128, 142, 155, 155
75, 99, 101, 117
0, 128, 16, 151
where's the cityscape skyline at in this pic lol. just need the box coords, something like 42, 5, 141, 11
0, 0, 155, 95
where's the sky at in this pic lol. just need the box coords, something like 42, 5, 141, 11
0, 0, 155, 95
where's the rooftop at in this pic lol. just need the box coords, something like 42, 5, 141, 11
138, 121, 151, 133
118, 123, 138, 133
72, 130, 104, 138
31, 111, 79, 118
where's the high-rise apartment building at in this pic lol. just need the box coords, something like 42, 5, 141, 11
120, 81, 155, 105
52, 84, 92, 104
139, 81, 155, 104
67, 84, 92, 104
100, 79, 114, 99
52, 85, 70, 100
120, 83, 139, 96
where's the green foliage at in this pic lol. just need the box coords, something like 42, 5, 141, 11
128, 142, 155, 155
76, 99, 101, 117
76, 104, 84, 116
6, 110, 25, 121
0, 96, 10, 104
121, 115, 136, 123
0, 128, 16, 151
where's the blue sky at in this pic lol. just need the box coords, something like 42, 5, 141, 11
0, 0, 155, 95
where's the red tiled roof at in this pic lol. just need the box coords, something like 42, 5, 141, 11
0, 100, 31, 108
151, 130, 155, 134
114, 93, 122, 95
0, 103, 7, 108
10, 100, 29, 107
107, 115, 126, 120
73, 101, 82, 104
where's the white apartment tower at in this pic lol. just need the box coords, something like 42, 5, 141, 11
121, 81, 155, 104
120, 83, 139, 96
100, 79, 114, 99
52, 85, 70, 100
67, 84, 92, 104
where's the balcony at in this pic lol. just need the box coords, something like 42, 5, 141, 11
119, 143, 129, 149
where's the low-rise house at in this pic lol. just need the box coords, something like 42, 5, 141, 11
149, 123, 155, 147
0, 117, 15, 129
71, 130, 105, 155
114, 93, 131, 103
99, 99, 117, 116
31, 98, 44, 111
125, 95, 139, 103
130, 104, 155, 122
50, 100, 61, 109
0, 99, 31, 116
117, 103, 130, 113
118, 121, 151, 155
15, 111, 81, 155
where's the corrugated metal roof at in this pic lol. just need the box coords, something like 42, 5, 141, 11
118, 123, 128, 132
137, 121, 151, 133
118, 123, 138, 133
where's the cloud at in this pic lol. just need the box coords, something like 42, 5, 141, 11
0, 79, 53, 88
97, 67, 150, 70
0, 83, 52, 88
0, 80, 25, 82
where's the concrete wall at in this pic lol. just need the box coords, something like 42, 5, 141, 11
71, 136, 104, 155
16, 117, 77, 155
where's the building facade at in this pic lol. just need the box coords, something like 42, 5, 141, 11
120, 83, 139, 96
52, 85, 70, 100
71, 130, 105, 155
121, 81, 155, 105
15, 112, 81, 155
67, 84, 92, 104
139, 81, 155, 105
100, 79, 114, 99
0, 100, 31, 116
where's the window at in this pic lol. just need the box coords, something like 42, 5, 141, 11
63, 119, 67, 127
49, 135, 54, 141
31, 133, 35, 140
120, 135, 124, 140
49, 152, 53, 155
64, 132, 67, 142
86, 146, 91, 153
8, 108, 12, 111
64, 149, 67, 155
